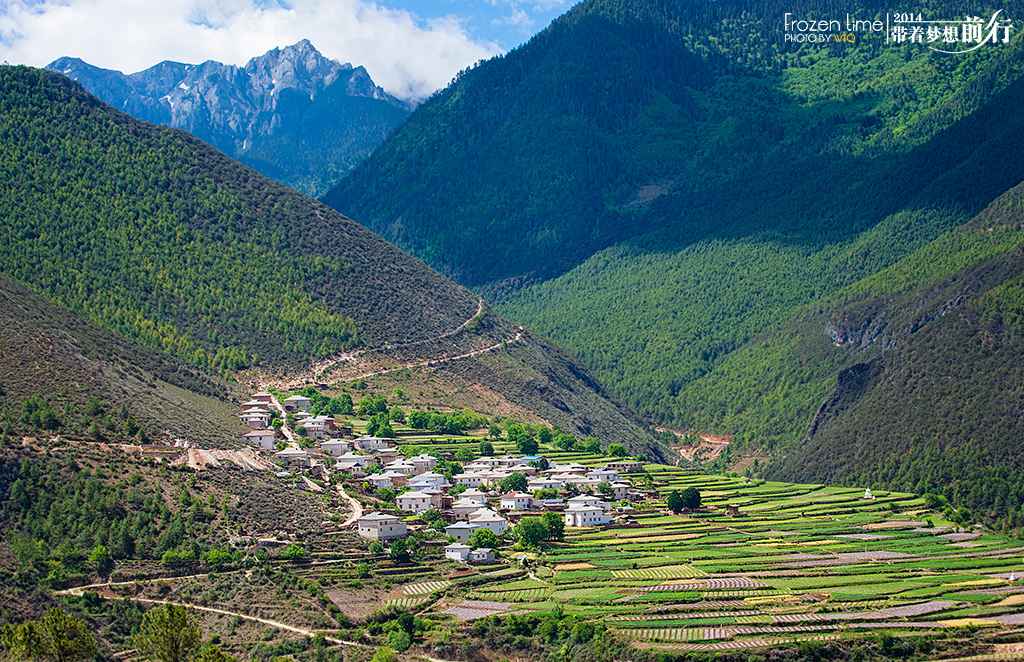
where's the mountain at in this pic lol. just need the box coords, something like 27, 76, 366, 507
759, 184, 1024, 526
46, 40, 412, 196
322, 1, 1024, 438
0, 65, 668, 459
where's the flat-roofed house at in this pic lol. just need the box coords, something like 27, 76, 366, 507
500, 492, 533, 510
243, 429, 276, 450
357, 512, 407, 540
275, 447, 310, 468
445, 521, 480, 542
564, 505, 611, 527
396, 490, 433, 513
282, 395, 312, 412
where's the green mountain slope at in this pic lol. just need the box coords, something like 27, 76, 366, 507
763, 197, 1024, 525
324, 0, 1023, 292
324, 0, 1024, 440
0, 66, 665, 456
0, 273, 246, 445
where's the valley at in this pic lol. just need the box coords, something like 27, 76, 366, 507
3, 0, 1024, 659
6, 398, 1024, 662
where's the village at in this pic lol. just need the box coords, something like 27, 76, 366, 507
238, 389, 651, 566
222, 387, 1024, 656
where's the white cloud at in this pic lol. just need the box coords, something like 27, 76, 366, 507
493, 8, 533, 31
0, 0, 501, 99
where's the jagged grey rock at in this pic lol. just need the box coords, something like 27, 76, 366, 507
47, 40, 412, 195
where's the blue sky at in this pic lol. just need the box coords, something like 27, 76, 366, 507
396, 0, 573, 51
0, 0, 576, 100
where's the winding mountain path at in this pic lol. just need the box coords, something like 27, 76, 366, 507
58, 590, 460, 662
258, 298, 524, 391
337, 484, 363, 527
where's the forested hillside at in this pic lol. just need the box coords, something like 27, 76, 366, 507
760, 187, 1024, 527
324, 0, 1024, 456
0, 65, 665, 455
0, 274, 246, 445
325, 0, 1024, 291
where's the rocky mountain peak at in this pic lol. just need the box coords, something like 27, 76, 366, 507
244, 39, 352, 98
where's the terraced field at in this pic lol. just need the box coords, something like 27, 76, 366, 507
417, 467, 1024, 653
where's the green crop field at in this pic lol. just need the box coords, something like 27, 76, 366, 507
403, 456, 1024, 653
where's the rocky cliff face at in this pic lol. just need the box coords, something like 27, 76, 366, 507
46, 40, 412, 195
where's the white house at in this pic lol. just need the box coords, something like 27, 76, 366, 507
460, 488, 489, 505
587, 468, 619, 483
609, 482, 631, 500
445, 543, 471, 562
453, 497, 485, 521
564, 505, 611, 527
299, 416, 334, 440
320, 439, 353, 457
275, 447, 310, 468
252, 391, 274, 404
568, 494, 607, 511
408, 471, 450, 490
469, 510, 508, 535
548, 462, 588, 474
385, 460, 418, 476
527, 477, 564, 493
364, 474, 394, 491
455, 472, 487, 488
355, 436, 390, 452
409, 454, 439, 474
445, 521, 481, 542
500, 492, 533, 510
241, 409, 271, 429
357, 512, 407, 540
396, 490, 434, 513
468, 548, 495, 564
243, 429, 276, 450
282, 395, 312, 412
241, 399, 268, 412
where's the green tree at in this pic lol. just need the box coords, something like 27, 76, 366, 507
468, 528, 501, 549
478, 440, 494, 456
607, 443, 627, 458
498, 472, 528, 493
583, 437, 601, 454
196, 646, 236, 662
279, 544, 305, 560
680, 487, 702, 510
2, 608, 96, 662
666, 490, 685, 514
541, 511, 564, 541
514, 517, 548, 547
554, 433, 577, 450
389, 539, 411, 563
88, 545, 113, 573
134, 604, 201, 662
407, 410, 430, 429
389, 407, 405, 423
515, 434, 539, 455
370, 647, 398, 662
